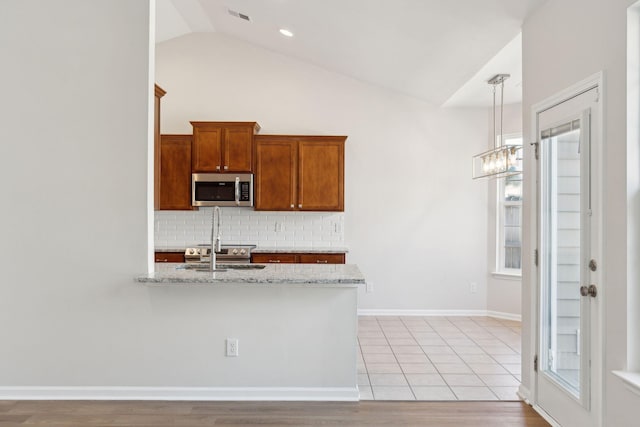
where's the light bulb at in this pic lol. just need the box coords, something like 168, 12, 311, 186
510, 147, 519, 168
482, 157, 490, 173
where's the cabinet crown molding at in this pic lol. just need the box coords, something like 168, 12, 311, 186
190, 121, 261, 133
154, 84, 166, 97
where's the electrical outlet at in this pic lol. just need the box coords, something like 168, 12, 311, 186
226, 338, 239, 357
470, 282, 477, 293
334, 222, 342, 233
366, 281, 374, 293
274, 222, 282, 232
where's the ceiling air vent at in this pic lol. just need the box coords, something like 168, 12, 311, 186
228, 9, 251, 22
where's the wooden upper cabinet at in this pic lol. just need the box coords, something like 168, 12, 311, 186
224, 127, 254, 172
254, 135, 346, 212
159, 134, 194, 210
298, 139, 344, 211
191, 122, 260, 173
191, 126, 222, 172
153, 84, 166, 210
254, 137, 297, 210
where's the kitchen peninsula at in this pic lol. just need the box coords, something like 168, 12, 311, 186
136, 263, 364, 401
138, 262, 363, 285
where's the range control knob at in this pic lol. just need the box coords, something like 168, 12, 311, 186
188, 249, 195, 254
240, 249, 246, 255
232, 249, 239, 255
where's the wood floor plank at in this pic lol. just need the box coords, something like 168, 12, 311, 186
0, 400, 550, 426
0, 401, 17, 414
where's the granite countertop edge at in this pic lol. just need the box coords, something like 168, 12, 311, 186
136, 263, 364, 287
251, 247, 349, 254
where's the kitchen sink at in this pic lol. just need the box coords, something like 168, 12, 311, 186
219, 264, 266, 270
178, 263, 266, 271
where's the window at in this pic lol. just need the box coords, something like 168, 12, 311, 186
496, 135, 523, 274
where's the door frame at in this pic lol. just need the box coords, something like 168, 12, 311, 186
526, 72, 605, 427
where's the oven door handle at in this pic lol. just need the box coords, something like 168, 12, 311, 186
235, 177, 240, 206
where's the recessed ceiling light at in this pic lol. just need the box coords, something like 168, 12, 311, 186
279, 28, 294, 37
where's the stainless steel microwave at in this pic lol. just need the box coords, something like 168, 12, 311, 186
192, 173, 254, 207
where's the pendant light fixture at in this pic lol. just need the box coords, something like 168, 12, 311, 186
472, 74, 523, 179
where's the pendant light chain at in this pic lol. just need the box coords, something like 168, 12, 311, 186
500, 79, 505, 148
493, 84, 497, 150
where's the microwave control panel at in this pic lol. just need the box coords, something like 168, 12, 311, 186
240, 182, 251, 201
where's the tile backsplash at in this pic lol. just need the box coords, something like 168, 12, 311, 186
155, 208, 345, 248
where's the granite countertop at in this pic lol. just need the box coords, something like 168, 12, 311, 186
136, 263, 364, 287
155, 246, 349, 254
251, 247, 349, 254
155, 247, 189, 253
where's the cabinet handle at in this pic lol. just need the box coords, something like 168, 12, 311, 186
224, 165, 229, 170
316, 260, 328, 264
159, 258, 168, 262
269, 260, 281, 263
216, 165, 221, 171
298, 204, 302, 208
290, 204, 294, 208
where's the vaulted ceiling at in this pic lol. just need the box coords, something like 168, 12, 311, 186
156, 0, 547, 106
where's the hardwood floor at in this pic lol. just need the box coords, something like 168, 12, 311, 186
0, 400, 549, 426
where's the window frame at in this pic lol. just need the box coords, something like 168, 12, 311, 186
494, 133, 523, 277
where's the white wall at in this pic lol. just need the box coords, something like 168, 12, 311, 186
0, 0, 151, 385
0, 0, 356, 398
486, 103, 523, 318
156, 33, 491, 312
522, 0, 640, 425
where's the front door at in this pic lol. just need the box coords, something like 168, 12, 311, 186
535, 85, 601, 426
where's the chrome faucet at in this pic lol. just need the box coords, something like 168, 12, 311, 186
209, 206, 224, 272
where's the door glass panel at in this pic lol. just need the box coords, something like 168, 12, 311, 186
540, 123, 583, 397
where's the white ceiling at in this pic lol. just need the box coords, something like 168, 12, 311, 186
156, 0, 546, 107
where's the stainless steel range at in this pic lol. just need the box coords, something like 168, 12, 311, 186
184, 244, 256, 264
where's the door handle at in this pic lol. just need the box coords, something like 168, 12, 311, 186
580, 284, 597, 298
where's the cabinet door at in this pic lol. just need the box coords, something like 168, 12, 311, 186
224, 127, 253, 172
160, 135, 194, 210
298, 138, 345, 211
155, 252, 185, 263
254, 138, 297, 211
251, 253, 298, 264
192, 127, 222, 172
299, 253, 345, 264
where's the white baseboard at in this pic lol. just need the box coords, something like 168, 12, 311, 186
517, 384, 531, 404
0, 386, 360, 401
358, 309, 521, 322
486, 311, 522, 322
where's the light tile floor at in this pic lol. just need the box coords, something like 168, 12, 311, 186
357, 316, 521, 401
